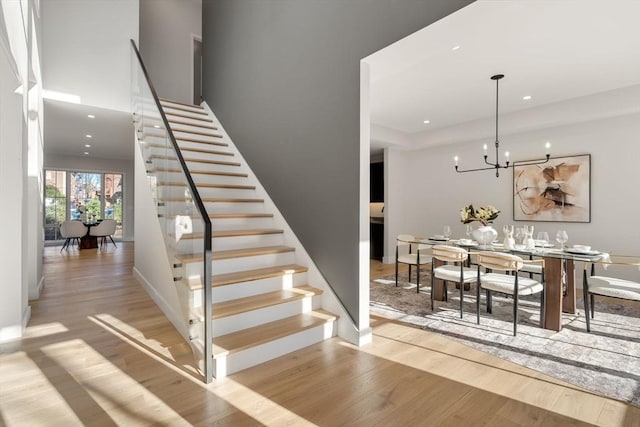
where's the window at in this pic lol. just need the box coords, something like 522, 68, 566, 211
44, 170, 124, 241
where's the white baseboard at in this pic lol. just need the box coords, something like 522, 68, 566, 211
22, 305, 31, 329
133, 267, 188, 339
29, 276, 45, 300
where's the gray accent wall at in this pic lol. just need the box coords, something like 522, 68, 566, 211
201, 0, 473, 326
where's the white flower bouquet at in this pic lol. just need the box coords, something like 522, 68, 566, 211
460, 204, 499, 226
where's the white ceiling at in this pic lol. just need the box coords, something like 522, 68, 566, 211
43, 100, 133, 160
366, 0, 640, 152
42, 0, 138, 160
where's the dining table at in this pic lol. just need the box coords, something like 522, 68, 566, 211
417, 236, 605, 332
79, 221, 100, 249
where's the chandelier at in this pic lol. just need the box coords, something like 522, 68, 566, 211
454, 74, 550, 177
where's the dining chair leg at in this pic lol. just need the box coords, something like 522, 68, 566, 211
513, 292, 519, 336
430, 269, 435, 311
590, 294, 595, 319
486, 290, 493, 313
459, 279, 464, 318
476, 282, 481, 325
395, 260, 399, 287
582, 270, 591, 332
416, 265, 420, 294
108, 235, 117, 248
408, 265, 412, 285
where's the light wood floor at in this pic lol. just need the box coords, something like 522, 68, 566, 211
0, 246, 638, 426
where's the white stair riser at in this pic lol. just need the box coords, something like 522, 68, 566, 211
146, 149, 236, 165
181, 252, 296, 277
153, 172, 248, 186
157, 185, 256, 199
212, 321, 336, 378
209, 273, 309, 304
214, 296, 321, 336
160, 200, 266, 215
172, 150, 234, 163
162, 105, 208, 117
160, 216, 275, 233
170, 233, 284, 253
158, 217, 275, 236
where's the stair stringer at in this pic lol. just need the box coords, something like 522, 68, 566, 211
201, 102, 370, 346
132, 134, 190, 340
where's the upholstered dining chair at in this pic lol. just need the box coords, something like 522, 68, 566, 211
89, 219, 117, 248
395, 234, 432, 293
476, 251, 545, 336
59, 220, 88, 252
582, 255, 640, 332
431, 245, 482, 317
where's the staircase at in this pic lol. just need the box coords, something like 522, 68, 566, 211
140, 97, 338, 378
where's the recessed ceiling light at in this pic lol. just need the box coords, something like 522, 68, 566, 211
452, 45, 461, 51
84, 152, 89, 155
423, 120, 431, 124
87, 114, 95, 118
84, 144, 91, 148
85, 134, 92, 138
522, 95, 532, 100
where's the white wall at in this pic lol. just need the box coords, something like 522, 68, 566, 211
44, 154, 135, 241
42, 0, 139, 112
0, 0, 42, 341
384, 112, 640, 275
139, 0, 202, 104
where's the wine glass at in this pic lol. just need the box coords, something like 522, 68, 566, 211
536, 231, 549, 247
443, 225, 451, 240
556, 230, 568, 249
513, 227, 524, 246
466, 224, 473, 238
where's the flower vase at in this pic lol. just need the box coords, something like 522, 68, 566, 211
472, 225, 498, 248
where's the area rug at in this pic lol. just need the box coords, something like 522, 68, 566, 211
371, 271, 640, 406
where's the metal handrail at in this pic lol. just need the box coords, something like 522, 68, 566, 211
130, 39, 213, 383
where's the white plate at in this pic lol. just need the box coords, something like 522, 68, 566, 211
458, 240, 478, 246
429, 236, 449, 241
564, 248, 600, 255
535, 243, 554, 248
491, 242, 504, 247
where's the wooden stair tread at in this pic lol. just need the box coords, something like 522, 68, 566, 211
168, 119, 217, 130
180, 147, 235, 157
172, 128, 223, 138
162, 197, 263, 203
175, 245, 294, 263
145, 138, 232, 153
157, 181, 255, 190
213, 263, 307, 287
212, 285, 322, 319
150, 154, 239, 165
176, 137, 228, 148
165, 111, 213, 122
210, 213, 273, 219
160, 97, 204, 109
152, 167, 247, 178
161, 103, 209, 116
213, 310, 337, 357
180, 229, 282, 240
168, 213, 273, 220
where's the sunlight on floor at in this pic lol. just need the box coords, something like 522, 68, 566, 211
211, 378, 317, 426
342, 319, 619, 426
39, 339, 190, 426
0, 351, 84, 426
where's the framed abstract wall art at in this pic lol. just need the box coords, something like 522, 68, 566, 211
513, 154, 591, 222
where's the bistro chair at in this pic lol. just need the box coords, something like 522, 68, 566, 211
431, 245, 482, 317
89, 219, 117, 248
476, 251, 545, 336
59, 220, 88, 252
395, 234, 432, 293
582, 255, 640, 332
